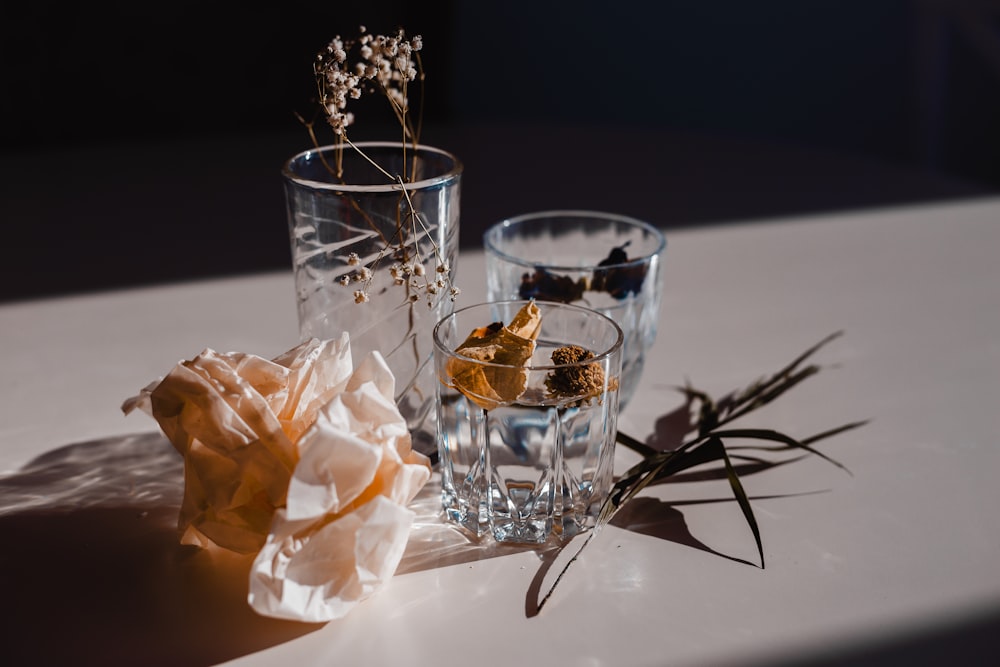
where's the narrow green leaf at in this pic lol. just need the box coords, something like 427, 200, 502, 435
598, 455, 671, 525
648, 438, 728, 479
708, 436, 765, 568
774, 330, 844, 379
747, 365, 820, 408
718, 330, 844, 423
710, 428, 851, 475
616, 430, 658, 458
800, 419, 871, 446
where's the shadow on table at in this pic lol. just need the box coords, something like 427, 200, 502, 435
0, 431, 591, 666
0, 433, 323, 667
5, 427, 995, 666
0, 426, 784, 666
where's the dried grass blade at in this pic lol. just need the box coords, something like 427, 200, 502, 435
721, 330, 844, 420
773, 330, 844, 378
616, 430, 657, 458
710, 428, 851, 475
708, 436, 765, 568
800, 419, 871, 446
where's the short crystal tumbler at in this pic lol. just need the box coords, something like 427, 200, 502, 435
434, 299, 623, 544
484, 211, 665, 411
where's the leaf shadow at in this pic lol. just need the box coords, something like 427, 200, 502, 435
524, 401, 853, 617
524, 467, 830, 617
648, 399, 694, 451
607, 490, 827, 565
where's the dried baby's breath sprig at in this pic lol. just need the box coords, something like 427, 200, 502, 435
311, 26, 423, 163
535, 331, 869, 613
336, 159, 455, 308
298, 26, 458, 307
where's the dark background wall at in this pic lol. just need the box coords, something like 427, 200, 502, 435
1, 0, 998, 302
449, 0, 1000, 188
0, 1, 453, 150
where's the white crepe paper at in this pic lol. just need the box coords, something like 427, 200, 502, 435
122, 335, 431, 622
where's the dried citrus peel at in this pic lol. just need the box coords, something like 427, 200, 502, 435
446, 301, 541, 410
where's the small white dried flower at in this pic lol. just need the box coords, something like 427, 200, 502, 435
449, 286, 462, 301
309, 27, 441, 309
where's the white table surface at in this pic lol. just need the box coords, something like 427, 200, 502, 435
2, 197, 998, 666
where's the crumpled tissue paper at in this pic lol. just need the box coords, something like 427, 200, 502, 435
122, 334, 431, 622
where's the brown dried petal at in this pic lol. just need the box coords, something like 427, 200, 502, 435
447, 301, 541, 410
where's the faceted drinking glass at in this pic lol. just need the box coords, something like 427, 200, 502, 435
434, 299, 623, 544
483, 210, 665, 411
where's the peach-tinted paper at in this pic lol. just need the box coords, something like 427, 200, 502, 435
248, 352, 430, 622
123, 335, 430, 622
122, 335, 355, 554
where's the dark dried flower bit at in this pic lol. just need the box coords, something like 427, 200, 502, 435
544, 345, 609, 406
597, 242, 631, 267
517, 269, 586, 303
591, 241, 648, 300
516, 242, 650, 305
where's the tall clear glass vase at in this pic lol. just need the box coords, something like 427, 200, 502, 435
283, 141, 462, 453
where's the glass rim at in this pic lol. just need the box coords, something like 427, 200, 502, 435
433, 299, 624, 371
283, 141, 463, 193
483, 209, 666, 272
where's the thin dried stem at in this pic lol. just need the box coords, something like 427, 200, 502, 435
296, 27, 456, 306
